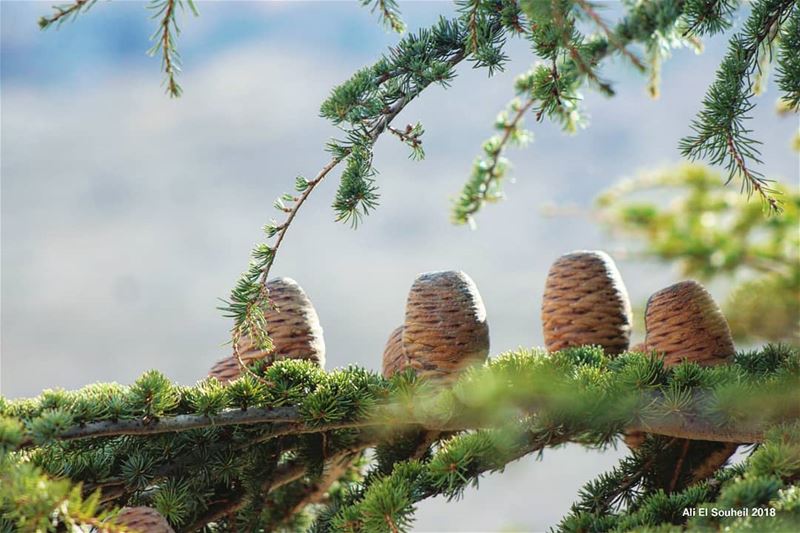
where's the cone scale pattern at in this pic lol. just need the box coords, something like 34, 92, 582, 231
644, 280, 735, 366
638, 280, 739, 490
112, 507, 175, 533
382, 325, 407, 379
207, 356, 241, 384
209, 277, 325, 383
388, 270, 490, 382
542, 250, 632, 355
379, 270, 489, 467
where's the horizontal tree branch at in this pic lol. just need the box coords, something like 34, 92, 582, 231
630, 414, 764, 444
19, 404, 767, 449
19, 406, 302, 448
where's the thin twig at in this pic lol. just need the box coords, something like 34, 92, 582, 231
669, 438, 691, 492
458, 95, 536, 222
186, 439, 375, 531
575, 0, 645, 71
233, 49, 468, 369
159, 0, 179, 96
39, 0, 91, 28
467, 0, 480, 53
725, 134, 780, 211
233, 155, 346, 383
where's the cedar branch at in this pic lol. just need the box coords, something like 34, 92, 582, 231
18, 403, 768, 449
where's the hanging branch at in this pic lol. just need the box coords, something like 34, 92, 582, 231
38, 0, 97, 29
361, 0, 405, 33
453, 0, 671, 225
776, 6, 800, 110
223, 17, 481, 357
318, 425, 577, 532
680, 0, 796, 213
575, 0, 645, 72
147, 0, 198, 98
451, 95, 536, 226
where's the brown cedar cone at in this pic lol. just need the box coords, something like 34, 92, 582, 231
207, 356, 241, 384
644, 280, 735, 367
542, 250, 632, 355
637, 280, 738, 491
111, 507, 175, 533
382, 325, 408, 379
236, 277, 325, 366
208, 277, 325, 383
401, 270, 490, 382
378, 271, 489, 466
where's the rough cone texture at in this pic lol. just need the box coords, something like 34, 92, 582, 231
236, 277, 325, 366
644, 280, 735, 366
402, 270, 490, 382
112, 506, 175, 533
208, 277, 325, 382
638, 280, 738, 491
542, 251, 632, 355
208, 356, 241, 384
382, 325, 408, 379
379, 272, 489, 466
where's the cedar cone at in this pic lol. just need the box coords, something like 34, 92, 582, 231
382, 325, 408, 379
644, 280, 735, 366
208, 277, 325, 383
207, 356, 241, 384
635, 280, 738, 490
401, 270, 490, 382
236, 277, 325, 367
380, 274, 486, 465
379, 321, 448, 457
542, 250, 632, 355
112, 507, 174, 533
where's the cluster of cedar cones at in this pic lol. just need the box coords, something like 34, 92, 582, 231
207, 254, 734, 389
540, 251, 738, 490
117, 251, 740, 529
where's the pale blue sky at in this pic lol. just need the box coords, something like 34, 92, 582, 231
2, 2, 798, 531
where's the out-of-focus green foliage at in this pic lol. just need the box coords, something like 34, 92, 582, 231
0, 454, 124, 532
597, 163, 799, 344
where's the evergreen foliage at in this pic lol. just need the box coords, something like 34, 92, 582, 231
679, 0, 796, 212
39, 0, 198, 97
776, 6, 800, 109
1, 345, 798, 530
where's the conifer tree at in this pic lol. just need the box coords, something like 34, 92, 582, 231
3, 1, 798, 531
